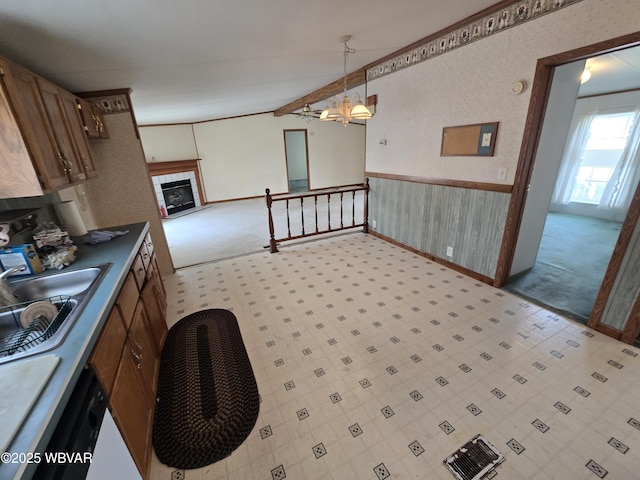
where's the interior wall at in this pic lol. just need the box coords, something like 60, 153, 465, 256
84, 110, 173, 275
368, 177, 510, 279
510, 61, 584, 276
138, 124, 198, 162
140, 114, 365, 202
365, 0, 640, 282
601, 216, 640, 330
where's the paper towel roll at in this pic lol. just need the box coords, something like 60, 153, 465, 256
54, 200, 88, 236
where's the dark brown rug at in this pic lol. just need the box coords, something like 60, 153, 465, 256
152, 309, 259, 469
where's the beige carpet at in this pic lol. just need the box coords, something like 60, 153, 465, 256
162, 193, 366, 268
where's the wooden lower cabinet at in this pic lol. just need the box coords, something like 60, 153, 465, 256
88, 235, 167, 479
141, 256, 167, 351
128, 299, 160, 406
110, 338, 154, 477
89, 307, 127, 397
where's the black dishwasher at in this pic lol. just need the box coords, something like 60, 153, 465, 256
34, 367, 108, 480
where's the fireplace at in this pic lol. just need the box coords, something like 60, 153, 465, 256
161, 179, 195, 215
148, 159, 204, 217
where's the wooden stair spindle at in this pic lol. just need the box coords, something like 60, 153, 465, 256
265, 188, 278, 253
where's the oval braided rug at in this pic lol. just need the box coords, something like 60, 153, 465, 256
152, 309, 259, 469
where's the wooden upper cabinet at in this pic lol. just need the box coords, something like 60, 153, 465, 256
0, 55, 99, 195
59, 90, 97, 177
36, 77, 87, 183
77, 97, 109, 139
0, 59, 69, 190
0, 72, 43, 198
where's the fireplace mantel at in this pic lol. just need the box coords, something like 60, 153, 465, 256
147, 159, 205, 205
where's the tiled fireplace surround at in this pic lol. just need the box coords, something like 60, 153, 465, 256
147, 160, 204, 216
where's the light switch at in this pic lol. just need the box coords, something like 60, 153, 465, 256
482, 133, 492, 147
497, 167, 507, 181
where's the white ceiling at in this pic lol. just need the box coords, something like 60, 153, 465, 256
0, 0, 501, 124
580, 47, 640, 97
0, 1, 638, 125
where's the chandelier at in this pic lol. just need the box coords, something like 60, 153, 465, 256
320, 35, 372, 126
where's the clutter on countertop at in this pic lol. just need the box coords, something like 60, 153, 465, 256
0, 244, 43, 276
32, 223, 77, 270
84, 230, 129, 245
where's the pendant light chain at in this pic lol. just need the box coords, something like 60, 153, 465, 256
318, 36, 372, 124
343, 41, 356, 97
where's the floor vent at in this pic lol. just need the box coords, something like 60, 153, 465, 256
444, 434, 505, 480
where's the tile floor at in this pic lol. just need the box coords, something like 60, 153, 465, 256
150, 233, 640, 480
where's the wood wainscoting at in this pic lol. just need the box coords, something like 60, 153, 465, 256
147, 159, 206, 205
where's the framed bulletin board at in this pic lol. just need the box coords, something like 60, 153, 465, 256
441, 122, 499, 156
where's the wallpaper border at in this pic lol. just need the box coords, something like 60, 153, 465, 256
367, 0, 584, 81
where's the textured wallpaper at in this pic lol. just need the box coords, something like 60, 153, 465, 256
365, 0, 640, 184
84, 110, 174, 274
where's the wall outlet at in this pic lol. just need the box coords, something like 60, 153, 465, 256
446, 246, 453, 257
372, 220, 377, 228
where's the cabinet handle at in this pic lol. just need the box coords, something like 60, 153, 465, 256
131, 349, 142, 369
93, 114, 104, 135
58, 153, 71, 174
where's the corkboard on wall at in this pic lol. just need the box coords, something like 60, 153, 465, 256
441, 122, 498, 156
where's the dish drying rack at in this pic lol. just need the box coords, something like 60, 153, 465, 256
0, 296, 73, 359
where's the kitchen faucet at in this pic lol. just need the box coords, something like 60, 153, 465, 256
0, 266, 26, 306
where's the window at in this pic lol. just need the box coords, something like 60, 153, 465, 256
569, 111, 636, 204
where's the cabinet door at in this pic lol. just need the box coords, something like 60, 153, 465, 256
150, 254, 166, 310
77, 97, 109, 139
77, 97, 100, 139
132, 252, 146, 291
110, 338, 153, 479
37, 77, 86, 183
128, 300, 159, 406
89, 307, 127, 397
0, 74, 43, 198
116, 271, 139, 330
140, 265, 167, 352
60, 90, 97, 177
0, 60, 68, 190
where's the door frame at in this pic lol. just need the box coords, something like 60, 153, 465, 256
283, 129, 310, 193
494, 30, 640, 341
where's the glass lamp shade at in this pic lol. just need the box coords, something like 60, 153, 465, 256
326, 101, 343, 120
350, 94, 372, 119
350, 103, 372, 119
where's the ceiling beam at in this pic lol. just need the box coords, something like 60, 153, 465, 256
273, 69, 366, 117
274, 0, 517, 117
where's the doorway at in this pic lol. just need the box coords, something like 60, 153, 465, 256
505, 54, 640, 323
496, 32, 640, 343
284, 129, 309, 193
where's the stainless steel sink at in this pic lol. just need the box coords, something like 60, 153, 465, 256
0, 263, 111, 364
10, 265, 107, 302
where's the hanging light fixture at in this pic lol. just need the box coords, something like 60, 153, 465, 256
299, 103, 316, 123
320, 35, 372, 126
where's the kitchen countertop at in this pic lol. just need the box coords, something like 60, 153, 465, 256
0, 222, 149, 480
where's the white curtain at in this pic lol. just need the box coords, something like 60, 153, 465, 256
551, 111, 598, 205
599, 109, 640, 211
